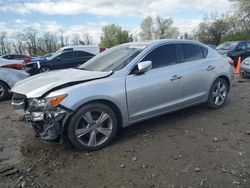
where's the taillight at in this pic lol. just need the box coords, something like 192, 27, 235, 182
100, 48, 106, 53
229, 58, 234, 66
1, 64, 24, 70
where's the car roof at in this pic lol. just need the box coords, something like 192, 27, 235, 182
121, 39, 208, 48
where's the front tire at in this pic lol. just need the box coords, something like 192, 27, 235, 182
67, 103, 118, 151
207, 78, 229, 109
0, 81, 9, 101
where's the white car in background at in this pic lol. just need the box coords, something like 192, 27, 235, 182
0, 57, 24, 70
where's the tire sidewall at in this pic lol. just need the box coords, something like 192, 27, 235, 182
67, 103, 118, 151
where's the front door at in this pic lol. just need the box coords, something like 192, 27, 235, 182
126, 44, 184, 122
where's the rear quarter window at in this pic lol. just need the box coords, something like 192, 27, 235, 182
180, 44, 205, 62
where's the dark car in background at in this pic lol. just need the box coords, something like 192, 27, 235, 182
216, 41, 250, 66
25, 50, 96, 75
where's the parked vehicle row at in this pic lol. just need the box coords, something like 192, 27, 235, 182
25, 45, 99, 75
216, 40, 250, 66
11, 39, 234, 151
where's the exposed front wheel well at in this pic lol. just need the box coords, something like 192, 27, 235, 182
63, 99, 123, 135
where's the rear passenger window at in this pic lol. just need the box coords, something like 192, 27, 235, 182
181, 44, 204, 62
142, 44, 177, 69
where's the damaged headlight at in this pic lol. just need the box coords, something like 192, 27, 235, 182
29, 94, 67, 110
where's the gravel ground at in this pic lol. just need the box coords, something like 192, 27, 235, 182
0, 75, 250, 188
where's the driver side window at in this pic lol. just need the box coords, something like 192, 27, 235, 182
141, 44, 177, 69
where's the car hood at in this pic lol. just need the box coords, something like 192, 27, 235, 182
11, 68, 112, 98
216, 49, 232, 55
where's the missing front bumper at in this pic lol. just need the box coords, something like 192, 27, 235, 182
26, 107, 70, 142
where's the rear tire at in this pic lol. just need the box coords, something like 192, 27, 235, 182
207, 78, 229, 109
0, 81, 9, 101
67, 103, 118, 151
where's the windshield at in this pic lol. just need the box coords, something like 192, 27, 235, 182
216, 42, 238, 50
78, 44, 145, 72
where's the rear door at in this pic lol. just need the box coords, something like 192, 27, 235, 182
126, 44, 184, 122
178, 43, 216, 105
72, 51, 95, 67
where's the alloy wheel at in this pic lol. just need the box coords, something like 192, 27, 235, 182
75, 110, 113, 147
212, 81, 227, 106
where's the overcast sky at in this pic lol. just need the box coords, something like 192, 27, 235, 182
0, 0, 232, 43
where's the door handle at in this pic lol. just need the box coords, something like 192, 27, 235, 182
171, 75, 182, 81
207, 65, 215, 71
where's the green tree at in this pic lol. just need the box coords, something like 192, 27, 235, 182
140, 16, 154, 40
100, 24, 130, 48
221, 32, 250, 43
230, 0, 250, 31
194, 15, 232, 45
139, 15, 179, 40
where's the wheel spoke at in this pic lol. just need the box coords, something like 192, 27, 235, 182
88, 131, 96, 146
76, 128, 91, 138
217, 82, 221, 90
213, 91, 217, 98
219, 94, 225, 101
97, 127, 112, 137
215, 96, 220, 104
220, 85, 226, 92
82, 112, 93, 124
97, 112, 109, 124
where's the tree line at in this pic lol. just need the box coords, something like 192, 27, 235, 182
0, 0, 249, 56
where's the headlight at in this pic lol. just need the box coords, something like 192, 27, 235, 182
29, 95, 67, 109
243, 60, 249, 65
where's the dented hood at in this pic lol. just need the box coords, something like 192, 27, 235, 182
11, 68, 112, 98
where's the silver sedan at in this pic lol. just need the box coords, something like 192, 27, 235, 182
11, 39, 234, 151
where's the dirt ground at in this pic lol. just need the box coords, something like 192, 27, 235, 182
0, 75, 250, 188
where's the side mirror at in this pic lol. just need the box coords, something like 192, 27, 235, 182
135, 61, 152, 74
56, 57, 61, 61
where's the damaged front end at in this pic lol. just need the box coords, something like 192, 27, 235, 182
11, 93, 71, 143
